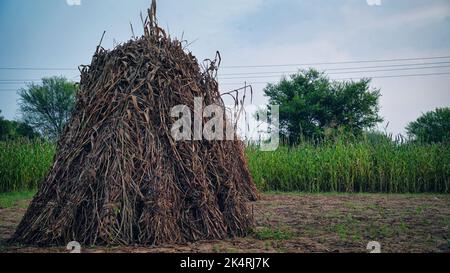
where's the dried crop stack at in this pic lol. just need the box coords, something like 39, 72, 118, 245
12, 2, 258, 246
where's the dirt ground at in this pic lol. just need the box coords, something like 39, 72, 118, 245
1, 193, 449, 253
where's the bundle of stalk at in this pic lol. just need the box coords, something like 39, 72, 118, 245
12, 1, 258, 246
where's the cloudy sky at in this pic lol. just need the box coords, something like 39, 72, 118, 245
0, 0, 449, 135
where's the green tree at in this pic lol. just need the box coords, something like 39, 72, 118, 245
263, 69, 382, 143
0, 110, 38, 140
0, 111, 11, 140
406, 107, 450, 144
18, 76, 77, 140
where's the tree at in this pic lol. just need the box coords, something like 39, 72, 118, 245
406, 107, 450, 144
263, 69, 383, 143
18, 76, 77, 140
0, 111, 12, 140
0, 110, 39, 140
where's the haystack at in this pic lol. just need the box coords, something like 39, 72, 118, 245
12, 2, 258, 246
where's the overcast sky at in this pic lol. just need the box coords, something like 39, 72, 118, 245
0, 0, 449, 135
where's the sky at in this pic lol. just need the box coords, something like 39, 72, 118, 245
0, 0, 449, 136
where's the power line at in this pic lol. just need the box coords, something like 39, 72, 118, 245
220, 55, 450, 69
0, 80, 43, 85
0, 78, 79, 84
0, 79, 42, 82
2, 64, 450, 88
2, 69, 450, 86
3, 62, 450, 82
219, 65, 450, 80
1, 71, 449, 90
219, 71, 450, 85
330, 71, 450, 80
218, 61, 450, 76
0, 66, 78, 71
2, 65, 450, 83
1, 55, 450, 71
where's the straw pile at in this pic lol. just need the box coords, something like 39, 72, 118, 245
12, 1, 258, 246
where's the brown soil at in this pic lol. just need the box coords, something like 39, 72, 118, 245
1, 193, 449, 253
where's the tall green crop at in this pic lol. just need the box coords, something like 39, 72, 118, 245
0, 139, 55, 192
246, 139, 449, 193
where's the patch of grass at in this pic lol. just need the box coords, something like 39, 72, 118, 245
366, 203, 384, 211
212, 244, 221, 253
325, 209, 342, 219
302, 226, 321, 237
443, 218, 450, 230
367, 224, 380, 239
399, 221, 409, 233
276, 247, 287, 253
416, 206, 424, 214
227, 248, 238, 253
379, 225, 394, 237
335, 224, 349, 240
0, 190, 36, 209
415, 204, 432, 215
327, 213, 368, 242
253, 227, 294, 240
351, 234, 362, 242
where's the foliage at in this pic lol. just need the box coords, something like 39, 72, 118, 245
0, 110, 39, 140
1, 134, 449, 194
0, 139, 55, 193
247, 136, 450, 193
263, 69, 382, 144
406, 107, 450, 144
18, 76, 77, 140
363, 130, 393, 146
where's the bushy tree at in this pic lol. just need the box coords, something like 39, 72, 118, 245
0, 110, 39, 140
406, 107, 450, 144
263, 69, 382, 143
18, 76, 77, 140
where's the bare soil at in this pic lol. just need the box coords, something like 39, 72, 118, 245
1, 193, 449, 253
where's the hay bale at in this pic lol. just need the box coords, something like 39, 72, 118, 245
11, 2, 258, 246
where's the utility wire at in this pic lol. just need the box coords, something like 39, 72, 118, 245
218, 61, 450, 76
0, 79, 42, 82
219, 71, 450, 85
1, 59, 450, 88
1, 55, 450, 71
0, 67, 77, 71
219, 65, 450, 80
220, 55, 450, 69
1, 71, 449, 90
2, 62, 450, 83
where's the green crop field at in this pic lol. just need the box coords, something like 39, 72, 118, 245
247, 139, 450, 193
0, 139, 449, 194
0, 139, 55, 193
